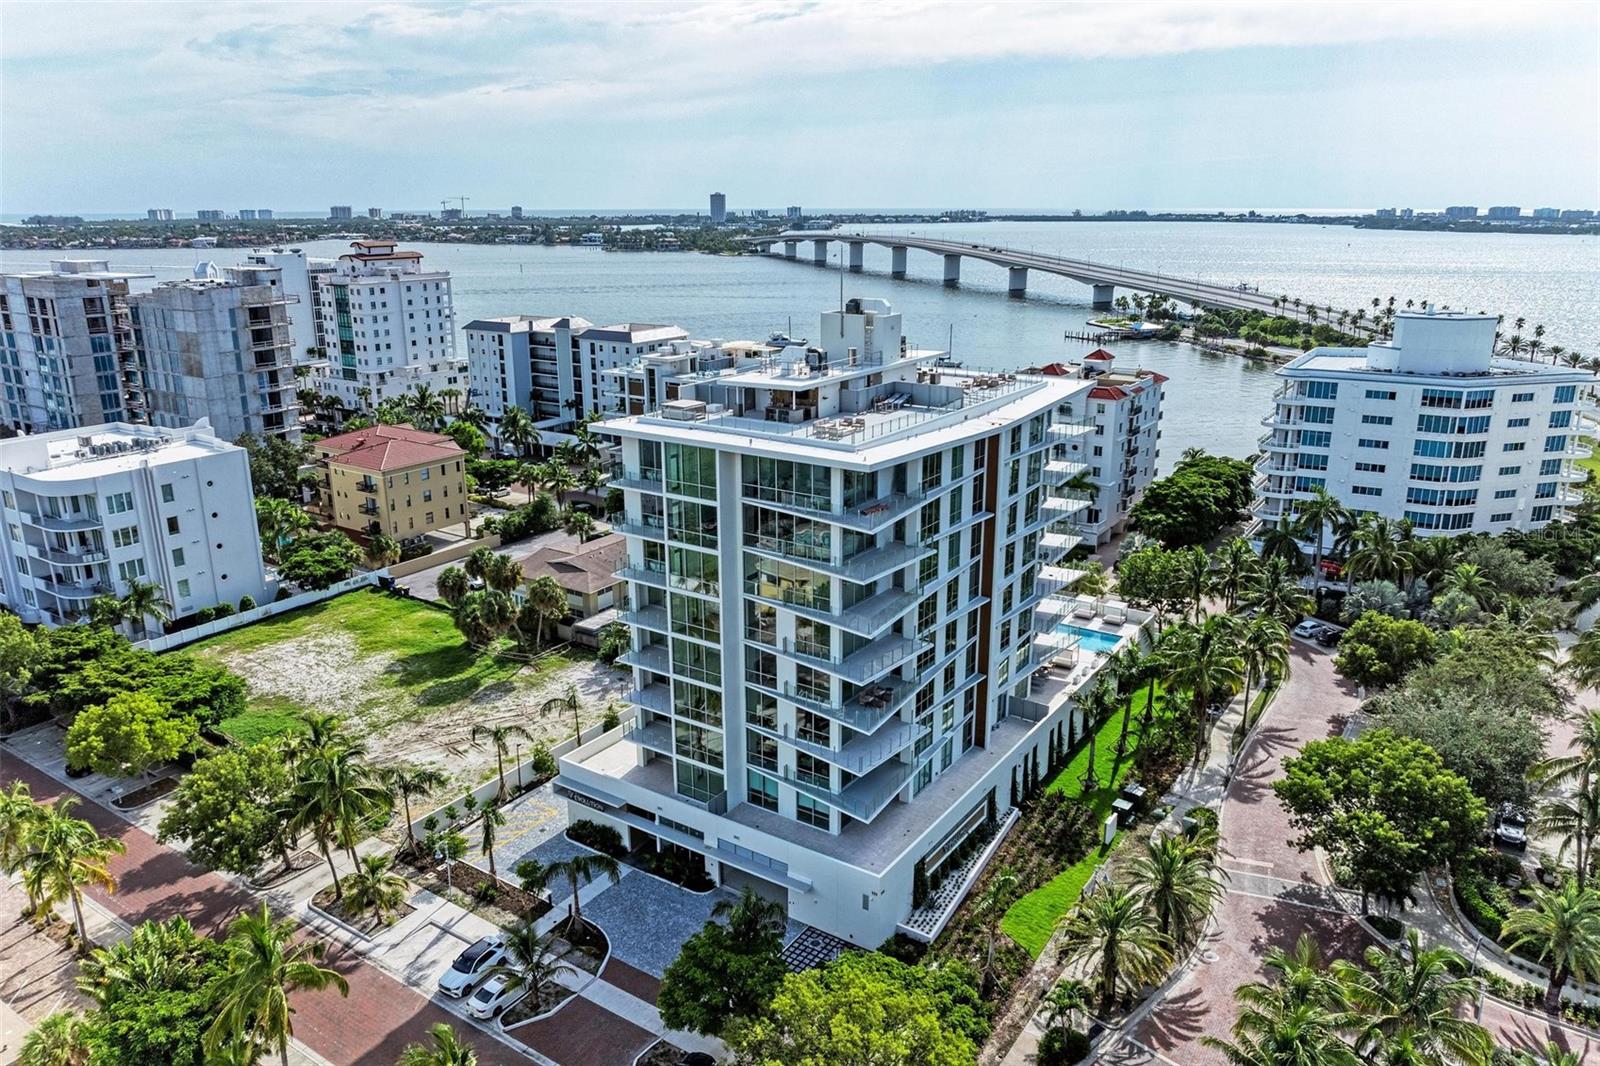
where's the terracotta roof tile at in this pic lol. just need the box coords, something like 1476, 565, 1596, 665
319, 423, 464, 472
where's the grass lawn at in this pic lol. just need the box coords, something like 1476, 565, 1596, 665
191, 589, 573, 744
1579, 436, 1600, 480
1001, 685, 1166, 957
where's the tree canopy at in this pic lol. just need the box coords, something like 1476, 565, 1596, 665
23, 624, 245, 727
279, 532, 361, 590
65, 692, 196, 778
1129, 452, 1254, 547
157, 742, 295, 876
658, 889, 788, 1036
1332, 612, 1436, 689
234, 433, 313, 501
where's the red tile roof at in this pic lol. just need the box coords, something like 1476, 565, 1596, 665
1088, 385, 1128, 401
1033, 362, 1074, 376
318, 423, 464, 472
1085, 349, 1116, 362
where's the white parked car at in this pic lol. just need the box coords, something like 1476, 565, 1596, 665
1292, 619, 1321, 639
466, 972, 521, 1019
437, 936, 506, 998
1494, 805, 1529, 850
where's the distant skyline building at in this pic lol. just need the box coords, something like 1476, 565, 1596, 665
1444, 205, 1479, 219
510, 205, 524, 220
308, 240, 463, 410
146, 208, 173, 222
709, 192, 726, 224
129, 262, 301, 443
196, 209, 223, 222
0, 259, 149, 433
1374, 208, 1396, 218
1560, 208, 1595, 220
0, 419, 270, 629
239, 209, 258, 221
1252, 309, 1589, 548
368, 207, 382, 220
329, 205, 353, 221
258, 209, 273, 220
786, 205, 803, 222
1486, 205, 1522, 219
1533, 207, 1560, 219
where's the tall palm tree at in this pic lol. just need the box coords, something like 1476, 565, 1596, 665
1534, 788, 1600, 891
1258, 525, 1307, 574
1076, 676, 1117, 791
524, 853, 622, 936
1331, 931, 1492, 1066
399, 1024, 478, 1066
205, 903, 349, 1066
1110, 643, 1152, 763
255, 496, 311, 562
498, 406, 539, 459
1040, 978, 1092, 1042
489, 918, 577, 1017
1295, 487, 1348, 588
381, 765, 447, 855
519, 575, 569, 649
344, 853, 409, 925
1175, 546, 1212, 624
481, 552, 523, 594
1500, 881, 1600, 1012
1345, 515, 1415, 588
1203, 933, 1358, 1066
1125, 831, 1226, 948
563, 508, 598, 543
119, 578, 171, 638
1563, 634, 1600, 693
1237, 615, 1290, 740
1406, 535, 1458, 593
971, 866, 1019, 993
1530, 710, 1600, 888
1439, 563, 1494, 610
0, 781, 44, 876
1162, 616, 1245, 763
479, 803, 507, 880
1211, 538, 1259, 612
471, 722, 533, 800
453, 589, 516, 647
290, 741, 388, 899
543, 462, 578, 505
1057, 883, 1172, 1014
18, 1010, 90, 1066
17, 796, 125, 951
1242, 556, 1313, 628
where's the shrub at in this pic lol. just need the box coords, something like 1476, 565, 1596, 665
462, 794, 478, 813
422, 815, 439, 833
1038, 1028, 1090, 1066
211, 601, 235, 619
877, 932, 927, 964
601, 703, 621, 731
238, 594, 256, 611
529, 744, 557, 779
473, 880, 499, 903
442, 804, 459, 822
568, 819, 626, 858
423, 829, 468, 861
195, 606, 218, 624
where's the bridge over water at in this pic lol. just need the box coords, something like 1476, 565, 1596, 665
746, 231, 1368, 328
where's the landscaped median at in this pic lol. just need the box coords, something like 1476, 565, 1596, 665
1002, 685, 1166, 957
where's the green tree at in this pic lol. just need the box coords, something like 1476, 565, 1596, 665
659, 887, 788, 1036
1331, 931, 1491, 1066
481, 552, 523, 594
1125, 831, 1225, 949
1340, 579, 1408, 622
478, 802, 506, 879
279, 532, 361, 589
344, 854, 409, 926
1176, 546, 1212, 623
972, 866, 1020, 994
289, 739, 388, 899
436, 565, 470, 608
254, 496, 311, 562
726, 952, 981, 1066
0, 612, 39, 732
1294, 487, 1348, 587
119, 579, 171, 638
381, 764, 448, 855
1202, 936, 1360, 1066
18, 796, 125, 951
1345, 515, 1415, 588
363, 531, 402, 569
471, 722, 532, 800
1242, 555, 1313, 628
562, 507, 598, 542
1501, 881, 1600, 1012
1210, 537, 1260, 612
522, 853, 620, 936
517, 575, 569, 648
453, 588, 515, 646
234, 433, 313, 500
18, 1010, 89, 1066
1056, 884, 1172, 1014
1530, 710, 1600, 887
0, 781, 45, 879
444, 420, 486, 459
1371, 690, 1544, 810
1332, 612, 1435, 689
1114, 545, 1189, 624
205, 903, 349, 1066
497, 406, 540, 459
1274, 730, 1485, 912
157, 742, 294, 877
1161, 615, 1244, 763
397, 1023, 478, 1066
66, 692, 195, 777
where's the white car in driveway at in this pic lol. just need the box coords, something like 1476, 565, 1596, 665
1292, 619, 1322, 639
466, 972, 521, 1019
438, 936, 506, 998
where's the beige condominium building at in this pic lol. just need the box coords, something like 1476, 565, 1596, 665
312, 424, 469, 541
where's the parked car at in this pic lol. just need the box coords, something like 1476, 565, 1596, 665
1292, 619, 1321, 639
466, 972, 521, 1019
1494, 804, 1529, 850
438, 936, 506, 998
1313, 625, 1342, 648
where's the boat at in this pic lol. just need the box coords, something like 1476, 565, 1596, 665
768, 332, 808, 348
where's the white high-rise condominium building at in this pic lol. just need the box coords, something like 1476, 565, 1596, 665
554, 298, 1145, 945
0, 260, 150, 434
581, 323, 690, 416
310, 241, 465, 410
1032, 349, 1165, 545
129, 263, 301, 443
240, 248, 334, 364
0, 419, 269, 628
329, 206, 353, 221
1253, 309, 1590, 543
463, 315, 593, 450
147, 209, 173, 222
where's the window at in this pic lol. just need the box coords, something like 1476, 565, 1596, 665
1361, 414, 1394, 426
1421, 388, 1464, 409
1297, 452, 1329, 471
1365, 389, 1396, 400
176, 579, 190, 598
1302, 406, 1335, 424
1540, 459, 1564, 476
166, 516, 180, 535
111, 526, 139, 548
1305, 381, 1338, 399
1550, 410, 1574, 429
1545, 435, 1569, 453
1494, 489, 1517, 499
1504, 442, 1526, 452
160, 483, 175, 503
171, 547, 185, 567
1358, 438, 1390, 450
105, 492, 134, 514
1464, 390, 1494, 410
1353, 462, 1386, 473
1507, 417, 1530, 428
1351, 485, 1383, 497
117, 558, 146, 581
1533, 505, 1554, 522
1499, 465, 1522, 476
1512, 391, 1535, 403
1555, 385, 1577, 404
1491, 512, 1513, 522
747, 770, 778, 811
1536, 482, 1558, 499
796, 794, 830, 829
1299, 430, 1332, 448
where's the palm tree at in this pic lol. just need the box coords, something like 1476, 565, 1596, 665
289, 740, 388, 899
543, 462, 577, 505
453, 589, 515, 647
1177, 546, 1212, 623
1258, 524, 1307, 574
1439, 562, 1494, 610
1211, 538, 1259, 612
1295, 487, 1348, 589
256, 496, 311, 562
363, 531, 401, 569
524, 853, 621, 936
1345, 515, 1416, 588
1110, 643, 1152, 763
1243, 556, 1313, 628
205, 903, 349, 1066
562, 508, 598, 542
1530, 710, 1600, 887
1077, 677, 1117, 790
1513, 1043, 1582, 1066
1202, 933, 1358, 1066
971, 866, 1019, 993
519, 575, 569, 649
479, 803, 507, 880
119, 578, 171, 638
1237, 615, 1290, 740
1332, 932, 1491, 1066
1500, 881, 1600, 1011
1406, 535, 1458, 593
344, 853, 409, 925
381, 765, 447, 855
18, 1011, 90, 1066
436, 565, 470, 608
0, 780, 43, 876
1563, 633, 1600, 693
1057, 883, 1172, 1014
714, 886, 787, 941
481, 552, 523, 594
472, 722, 533, 800
489, 918, 577, 1017
1125, 831, 1226, 948
17, 796, 125, 951
499, 406, 539, 459
1162, 616, 1245, 763
1040, 978, 1092, 1042
86, 594, 127, 630
397, 1023, 478, 1066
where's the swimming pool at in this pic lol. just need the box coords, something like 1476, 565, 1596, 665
1055, 622, 1127, 655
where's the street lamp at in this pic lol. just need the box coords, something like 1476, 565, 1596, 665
435, 846, 454, 893
514, 742, 523, 791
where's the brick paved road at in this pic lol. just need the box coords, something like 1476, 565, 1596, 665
0, 756, 657, 1066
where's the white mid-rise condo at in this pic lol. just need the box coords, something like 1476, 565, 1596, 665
130, 262, 301, 443
1252, 309, 1590, 542
463, 315, 594, 450
0, 419, 270, 629
0, 260, 150, 433
309, 241, 465, 410
554, 298, 1151, 945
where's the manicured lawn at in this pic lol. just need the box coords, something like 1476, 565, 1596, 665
1579, 436, 1600, 480
1001, 685, 1166, 957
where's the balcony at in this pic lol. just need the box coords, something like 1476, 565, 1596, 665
744, 535, 932, 583
30, 544, 108, 566
20, 511, 101, 532
358, 501, 380, 516
616, 643, 670, 674
776, 632, 927, 685
616, 564, 668, 590
355, 478, 378, 493
1041, 530, 1081, 561
1048, 420, 1093, 441
624, 718, 675, 757
753, 675, 916, 735
37, 576, 113, 600
1043, 458, 1087, 484
780, 756, 913, 823
749, 714, 917, 777
612, 469, 665, 493
613, 516, 667, 541
749, 583, 920, 638
628, 684, 672, 715
745, 486, 925, 535
618, 605, 669, 632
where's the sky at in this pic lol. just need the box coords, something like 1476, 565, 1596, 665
2, 0, 1598, 215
